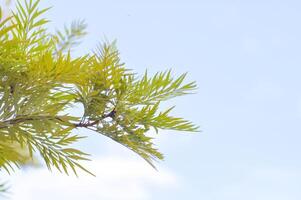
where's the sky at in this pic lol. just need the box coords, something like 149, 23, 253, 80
1, 0, 301, 199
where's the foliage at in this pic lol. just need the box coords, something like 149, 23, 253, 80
0, 0, 199, 178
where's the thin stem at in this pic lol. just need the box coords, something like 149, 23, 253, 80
74, 109, 116, 128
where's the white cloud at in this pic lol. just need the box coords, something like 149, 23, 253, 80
6, 156, 177, 200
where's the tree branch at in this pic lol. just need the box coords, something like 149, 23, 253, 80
0, 115, 64, 129
0, 109, 117, 131
74, 109, 116, 128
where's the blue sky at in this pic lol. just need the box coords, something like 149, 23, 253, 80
3, 0, 301, 199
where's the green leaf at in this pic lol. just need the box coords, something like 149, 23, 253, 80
0, 0, 198, 183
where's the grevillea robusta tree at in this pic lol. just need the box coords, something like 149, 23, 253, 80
0, 0, 198, 189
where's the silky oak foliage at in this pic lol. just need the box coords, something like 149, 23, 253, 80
0, 0, 199, 179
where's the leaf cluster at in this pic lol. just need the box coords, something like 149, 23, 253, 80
0, 0, 199, 175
